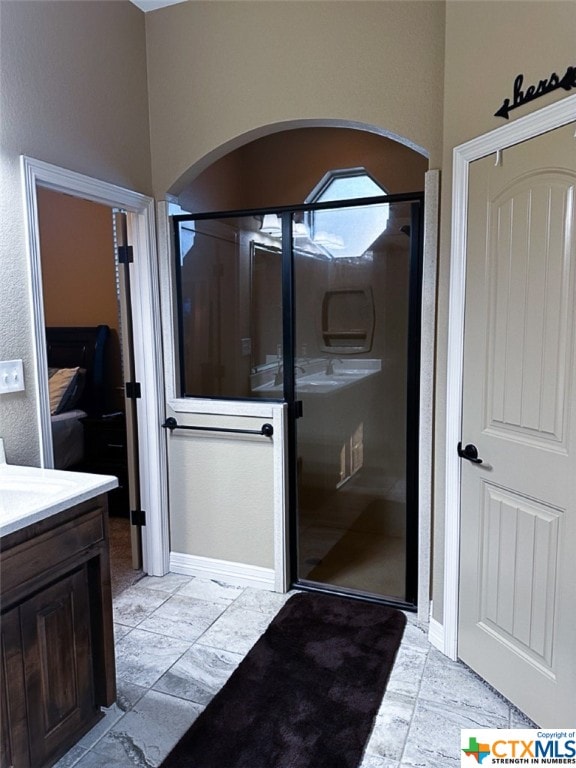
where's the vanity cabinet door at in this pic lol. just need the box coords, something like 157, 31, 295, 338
1, 607, 30, 768
20, 566, 97, 768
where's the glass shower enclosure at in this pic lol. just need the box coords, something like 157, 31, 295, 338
172, 192, 422, 608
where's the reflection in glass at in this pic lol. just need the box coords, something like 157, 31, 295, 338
174, 216, 283, 399
295, 201, 416, 603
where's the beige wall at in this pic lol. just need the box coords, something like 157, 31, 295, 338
145, 0, 446, 196
179, 128, 428, 212
443, 0, 575, 147
0, 0, 151, 465
432, 0, 576, 621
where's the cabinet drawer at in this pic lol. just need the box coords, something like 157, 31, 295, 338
0, 505, 105, 598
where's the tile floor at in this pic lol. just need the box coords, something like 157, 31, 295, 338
54, 573, 535, 768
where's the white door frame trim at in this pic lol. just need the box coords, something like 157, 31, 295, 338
156, 200, 290, 593
441, 94, 576, 659
21, 156, 169, 576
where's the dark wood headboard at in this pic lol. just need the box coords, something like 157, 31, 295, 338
46, 325, 110, 416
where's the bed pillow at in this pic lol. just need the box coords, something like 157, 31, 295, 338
48, 367, 85, 415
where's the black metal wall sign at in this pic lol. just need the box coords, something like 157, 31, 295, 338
495, 65, 576, 119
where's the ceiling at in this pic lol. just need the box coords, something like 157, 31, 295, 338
130, 0, 187, 12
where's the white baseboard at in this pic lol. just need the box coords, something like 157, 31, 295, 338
169, 552, 276, 591
428, 616, 445, 652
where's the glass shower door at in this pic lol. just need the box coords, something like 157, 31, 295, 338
293, 199, 421, 605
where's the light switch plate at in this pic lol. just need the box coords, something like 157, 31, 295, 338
0, 360, 25, 393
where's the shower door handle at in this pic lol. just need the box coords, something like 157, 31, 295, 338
457, 441, 483, 464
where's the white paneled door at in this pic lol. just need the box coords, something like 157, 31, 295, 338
458, 122, 576, 727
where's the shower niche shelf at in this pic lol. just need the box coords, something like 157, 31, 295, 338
320, 287, 375, 354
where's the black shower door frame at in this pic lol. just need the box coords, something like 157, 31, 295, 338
172, 191, 423, 610
281, 195, 423, 611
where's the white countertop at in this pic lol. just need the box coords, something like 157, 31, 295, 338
0, 462, 118, 538
251, 357, 382, 396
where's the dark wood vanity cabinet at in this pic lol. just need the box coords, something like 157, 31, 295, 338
0, 496, 116, 768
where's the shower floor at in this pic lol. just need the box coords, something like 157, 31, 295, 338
298, 475, 408, 600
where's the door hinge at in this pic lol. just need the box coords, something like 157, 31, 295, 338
130, 509, 146, 527
117, 244, 134, 264
125, 381, 141, 399
294, 400, 303, 419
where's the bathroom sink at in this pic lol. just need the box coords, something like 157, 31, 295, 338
299, 379, 341, 386
331, 368, 371, 376
251, 358, 382, 396
0, 463, 118, 536
251, 380, 284, 394
1, 476, 78, 495
0, 477, 79, 514
252, 375, 346, 395
295, 368, 372, 391
296, 378, 343, 394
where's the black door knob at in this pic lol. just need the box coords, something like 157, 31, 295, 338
457, 441, 483, 464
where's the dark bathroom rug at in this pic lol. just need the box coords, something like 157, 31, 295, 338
160, 591, 406, 768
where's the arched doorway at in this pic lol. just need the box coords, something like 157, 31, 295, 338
171, 125, 428, 213
162, 124, 435, 612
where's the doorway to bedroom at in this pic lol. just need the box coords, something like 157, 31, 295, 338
36, 186, 142, 594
